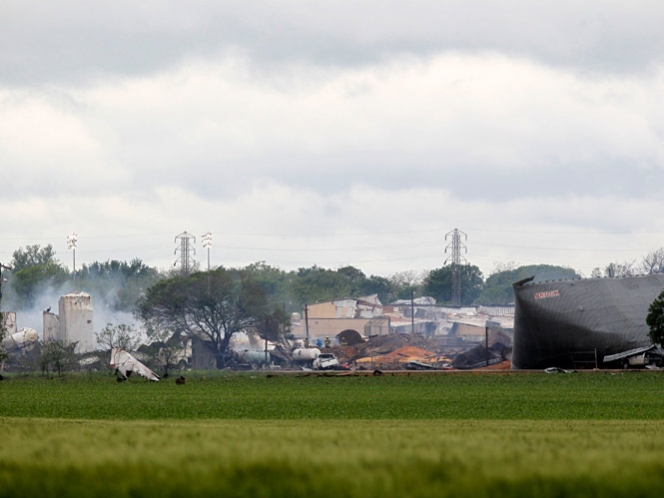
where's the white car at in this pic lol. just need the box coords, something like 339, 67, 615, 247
312, 353, 340, 370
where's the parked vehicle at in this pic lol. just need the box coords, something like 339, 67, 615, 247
312, 353, 340, 370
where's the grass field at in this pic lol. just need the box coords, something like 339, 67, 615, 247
2, 371, 664, 497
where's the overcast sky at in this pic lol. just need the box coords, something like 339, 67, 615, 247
2, 0, 664, 280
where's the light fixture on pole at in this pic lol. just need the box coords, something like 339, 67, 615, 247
67, 232, 78, 289
202, 232, 212, 272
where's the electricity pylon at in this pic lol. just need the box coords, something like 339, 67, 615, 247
174, 231, 196, 276
444, 228, 467, 306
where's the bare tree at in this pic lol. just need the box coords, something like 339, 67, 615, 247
590, 267, 603, 279
95, 323, 141, 352
604, 261, 637, 278
144, 328, 187, 377
642, 248, 664, 275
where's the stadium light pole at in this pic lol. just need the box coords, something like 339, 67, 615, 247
202, 232, 212, 293
202, 232, 212, 271
67, 233, 78, 290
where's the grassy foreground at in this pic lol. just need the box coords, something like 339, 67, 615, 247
2, 372, 664, 497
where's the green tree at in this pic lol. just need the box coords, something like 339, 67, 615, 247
77, 259, 161, 312
256, 304, 291, 344
0, 312, 8, 364
9, 245, 68, 309
241, 262, 295, 312
423, 264, 484, 305
478, 264, 580, 304
136, 268, 276, 369
647, 290, 664, 346
11, 244, 59, 270
388, 271, 426, 302
40, 340, 77, 376
289, 265, 398, 307
291, 266, 354, 305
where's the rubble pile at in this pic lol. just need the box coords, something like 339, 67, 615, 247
325, 334, 448, 368
451, 330, 513, 369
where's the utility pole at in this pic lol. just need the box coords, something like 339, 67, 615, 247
67, 233, 78, 290
304, 304, 310, 342
174, 231, 196, 276
411, 289, 415, 335
444, 228, 467, 306
0, 263, 12, 312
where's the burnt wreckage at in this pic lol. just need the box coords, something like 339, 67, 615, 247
512, 274, 664, 369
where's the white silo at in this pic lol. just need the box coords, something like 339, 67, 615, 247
58, 292, 94, 353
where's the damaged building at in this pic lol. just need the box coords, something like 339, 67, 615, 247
291, 295, 391, 343
512, 274, 664, 370
43, 292, 95, 353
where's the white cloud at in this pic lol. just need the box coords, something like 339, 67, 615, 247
2, 2, 664, 283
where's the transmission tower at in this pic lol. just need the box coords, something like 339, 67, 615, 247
174, 231, 196, 276
444, 228, 467, 306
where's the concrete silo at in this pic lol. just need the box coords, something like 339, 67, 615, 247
43, 311, 59, 341
58, 292, 94, 353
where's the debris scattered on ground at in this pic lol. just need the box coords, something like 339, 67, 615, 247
544, 367, 574, 374
110, 348, 160, 382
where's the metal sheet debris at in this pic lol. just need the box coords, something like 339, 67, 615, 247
110, 348, 160, 382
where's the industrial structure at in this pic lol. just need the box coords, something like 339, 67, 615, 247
512, 274, 664, 369
43, 292, 95, 353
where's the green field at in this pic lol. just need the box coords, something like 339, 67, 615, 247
2, 371, 664, 497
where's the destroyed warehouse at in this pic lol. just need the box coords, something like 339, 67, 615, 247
512, 274, 664, 369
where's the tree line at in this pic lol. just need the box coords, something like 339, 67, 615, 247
4, 244, 664, 314
5, 243, 664, 373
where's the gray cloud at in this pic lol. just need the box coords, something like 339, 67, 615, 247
3, 1, 664, 280
3, 1, 664, 86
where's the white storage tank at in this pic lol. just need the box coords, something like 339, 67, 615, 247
292, 348, 321, 362
58, 292, 94, 353
240, 350, 271, 365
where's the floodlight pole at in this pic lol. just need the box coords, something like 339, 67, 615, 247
202, 232, 212, 271
67, 233, 78, 290
202, 232, 212, 293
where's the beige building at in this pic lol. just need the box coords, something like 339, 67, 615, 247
292, 295, 390, 341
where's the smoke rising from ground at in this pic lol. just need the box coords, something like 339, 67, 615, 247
5, 279, 145, 348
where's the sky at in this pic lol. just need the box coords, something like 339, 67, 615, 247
3, 0, 664, 280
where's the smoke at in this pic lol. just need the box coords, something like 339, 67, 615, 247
5, 278, 145, 348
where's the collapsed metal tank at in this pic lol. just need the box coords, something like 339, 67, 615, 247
2, 328, 39, 352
